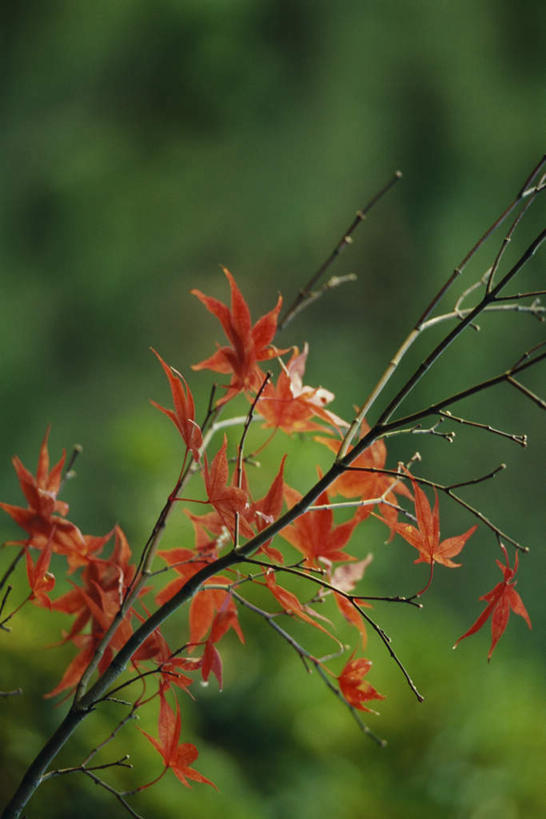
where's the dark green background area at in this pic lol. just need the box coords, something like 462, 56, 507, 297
1, 2, 544, 817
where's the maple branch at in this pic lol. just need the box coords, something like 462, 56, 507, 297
496, 290, 546, 300
506, 376, 546, 410
4, 161, 543, 819
238, 557, 422, 608
42, 755, 133, 782
279, 170, 403, 329
98, 645, 193, 704
236, 557, 424, 701
339, 159, 545, 455
231, 591, 387, 746
62, 767, 142, 819
377, 348, 546, 435
373, 229, 546, 428
0, 582, 13, 622
74, 377, 228, 704
81, 704, 141, 766
41, 747, 141, 819
382, 417, 456, 444
234, 372, 271, 545
344, 464, 529, 552
0, 546, 24, 594
437, 410, 527, 447
485, 174, 544, 294
58, 443, 83, 493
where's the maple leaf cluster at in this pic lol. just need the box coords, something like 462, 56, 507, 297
0, 270, 532, 798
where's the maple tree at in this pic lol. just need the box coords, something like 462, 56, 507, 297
0, 160, 544, 818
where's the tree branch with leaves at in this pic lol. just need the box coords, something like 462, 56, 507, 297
1, 158, 544, 818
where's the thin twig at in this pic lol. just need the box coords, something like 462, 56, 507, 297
0, 547, 25, 594
279, 171, 403, 329
438, 410, 527, 447
234, 373, 271, 545
506, 377, 546, 410
339, 159, 546, 455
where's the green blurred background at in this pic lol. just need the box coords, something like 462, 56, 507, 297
1, 2, 544, 817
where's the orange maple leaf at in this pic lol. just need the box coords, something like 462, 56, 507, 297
264, 571, 336, 639
329, 558, 374, 649
191, 268, 285, 403
257, 344, 346, 434
280, 481, 360, 568
337, 655, 385, 713
150, 348, 203, 461
203, 436, 249, 537
26, 542, 55, 609
384, 479, 477, 593
0, 427, 87, 560
140, 695, 216, 789
453, 543, 531, 660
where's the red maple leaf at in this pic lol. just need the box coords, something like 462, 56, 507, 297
26, 542, 55, 609
237, 456, 287, 562
264, 571, 336, 639
150, 348, 203, 461
0, 427, 87, 559
203, 436, 249, 537
140, 695, 216, 789
155, 548, 214, 607
453, 543, 532, 660
280, 481, 361, 568
257, 344, 346, 434
131, 624, 198, 696
384, 479, 477, 592
328, 558, 374, 649
337, 654, 385, 712
191, 268, 285, 403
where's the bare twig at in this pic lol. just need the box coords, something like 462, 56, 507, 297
279, 171, 403, 329
438, 410, 527, 447
0, 547, 25, 594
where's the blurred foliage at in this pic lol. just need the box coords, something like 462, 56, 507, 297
1, 1, 544, 817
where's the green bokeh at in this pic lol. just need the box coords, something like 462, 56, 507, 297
1, 2, 544, 817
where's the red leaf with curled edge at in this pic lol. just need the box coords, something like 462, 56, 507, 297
264, 571, 336, 639
131, 623, 198, 696
191, 267, 286, 404
453, 543, 532, 660
44, 634, 97, 699
241, 455, 287, 563
203, 436, 249, 536
155, 548, 214, 608
150, 348, 203, 461
337, 654, 385, 713
140, 695, 216, 790
328, 558, 374, 649
190, 580, 244, 647
384, 479, 477, 574
257, 344, 347, 434
26, 542, 55, 609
